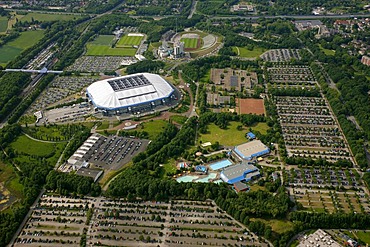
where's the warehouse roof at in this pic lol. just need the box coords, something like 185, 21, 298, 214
222, 163, 258, 180
234, 140, 269, 158
87, 73, 174, 110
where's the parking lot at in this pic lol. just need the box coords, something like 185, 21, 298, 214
14, 195, 95, 247
15, 196, 268, 247
261, 49, 301, 62
84, 135, 149, 171
67, 56, 127, 72
28, 76, 96, 114
40, 104, 93, 124
89, 199, 268, 247
291, 188, 370, 214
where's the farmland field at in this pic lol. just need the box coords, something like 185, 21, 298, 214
116, 35, 143, 47
180, 37, 199, 48
0, 30, 44, 65
0, 16, 7, 32
86, 44, 136, 56
21, 12, 81, 22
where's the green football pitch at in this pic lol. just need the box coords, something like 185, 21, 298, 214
116, 35, 143, 47
180, 38, 199, 49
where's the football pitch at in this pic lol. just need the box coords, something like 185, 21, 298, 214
180, 38, 199, 49
86, 44, 136, 56
116, 35, 143, 47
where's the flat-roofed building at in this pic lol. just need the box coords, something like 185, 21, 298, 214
233, 140, 270, 161
220, 163, 260, 184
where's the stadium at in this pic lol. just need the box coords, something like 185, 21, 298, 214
86, 73, 177, 115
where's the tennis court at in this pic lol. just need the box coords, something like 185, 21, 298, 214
209, 159, 232, 171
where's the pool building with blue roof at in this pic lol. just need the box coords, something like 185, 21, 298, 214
233, 140, 270, 161
220, 163, 260, 184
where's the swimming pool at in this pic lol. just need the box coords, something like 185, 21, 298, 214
176, 175, 199, 183
209, 159, 232, 171
195, 173, 217, 183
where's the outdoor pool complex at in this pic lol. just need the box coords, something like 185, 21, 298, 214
209, 159, 233, 171
176, 173, 217, 183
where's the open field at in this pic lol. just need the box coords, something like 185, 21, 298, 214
198, 121, 269, 146
0, 30, 44, 64
126, 120, 169, 140
250, 218, 294, 234
355, 231, 370, 244
0, 16, 7, 32
86, 44, 136, 56
238, 98, 265, 115
11, 135, 56, 157
319, 44, 335, 56
21, 12, 81, 22
233, 46, 266, 58
170, 115, 187, 124
90, 35, 114, 45
116, 34, 143, 47
181, 37, 199, 49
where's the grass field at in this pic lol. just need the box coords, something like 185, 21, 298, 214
232, 46, 267, 58
0, 30, 44, 64
354, 231, 370, 244
0, 16, 7, 32
198, 121, 269, 146
90, 35, 114, 46
11, 135, 55, 157
319, 44, 335, 56
21, 13, 81, 22
0, 162, 24, 201
250, 218, 294, 234
170, 115, 188, 124
116, 35, 143, 47
180, 38, 199, 49
134, 120, 169, 140
86, 44, 136, 56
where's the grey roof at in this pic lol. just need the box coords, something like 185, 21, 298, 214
234, 181, 248, 191
234, 140, 269, 158
230, 75, 239, 87
222, 163, 258, 180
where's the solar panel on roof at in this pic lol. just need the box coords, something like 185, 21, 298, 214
108, 75, 152, 92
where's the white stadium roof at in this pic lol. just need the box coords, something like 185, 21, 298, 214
86, 73, 174, 110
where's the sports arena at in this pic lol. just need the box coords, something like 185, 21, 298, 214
86, 73, 177, 115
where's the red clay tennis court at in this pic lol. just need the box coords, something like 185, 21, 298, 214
237, 98, 265, 115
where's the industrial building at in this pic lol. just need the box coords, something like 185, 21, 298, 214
86, 73, 176, 115
220, 163, 260, 184
232, 140, 270, 161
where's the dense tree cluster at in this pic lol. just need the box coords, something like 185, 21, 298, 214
126, 60, 165, 74
45, 170, 101, 196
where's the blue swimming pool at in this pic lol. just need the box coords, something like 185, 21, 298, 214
176, 175, 199, 183
209, 159, 232, 171
195, 173, 217, 183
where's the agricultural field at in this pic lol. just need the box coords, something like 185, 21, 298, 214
0, 30, 44, 65
180, 37, 199, 49
85, 44, 136, 56
232, 46, 266, 58
20, 12, 82, 22
116, 34, 143, 47
198, 121, 269, 146
0, 16, 7, 33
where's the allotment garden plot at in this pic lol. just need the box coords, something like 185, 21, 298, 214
67, 56, 136, 72
267, 65, 316, 87
261, 49, 301, 62
89, 199, 267, 247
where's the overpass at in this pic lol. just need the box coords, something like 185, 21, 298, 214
4, 67, 63, 74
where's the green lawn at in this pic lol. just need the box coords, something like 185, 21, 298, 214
232, 46, 267, 58
21, 13, 81, 22
97, 121, 110, 130
319, 44, 335, 56
170, 115, 188, 124
198, 121, 269, 146
354, 231, 370, 244
90, 35, 114, 46
11, 135, 56, 157
116, 35, 143, 47
0, 30, 44, 64
250, 218, 294, 234
0, 16, 7, 32
86, 44, 136, 56
126, 120, 169, 140
0, 162, 24, 201
180, 38, 199, 49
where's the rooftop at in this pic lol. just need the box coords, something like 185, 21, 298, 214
222, 163, 258, 180
297, 229, 342, 247
234, 140, 269, 158
233, 181, 249, 191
